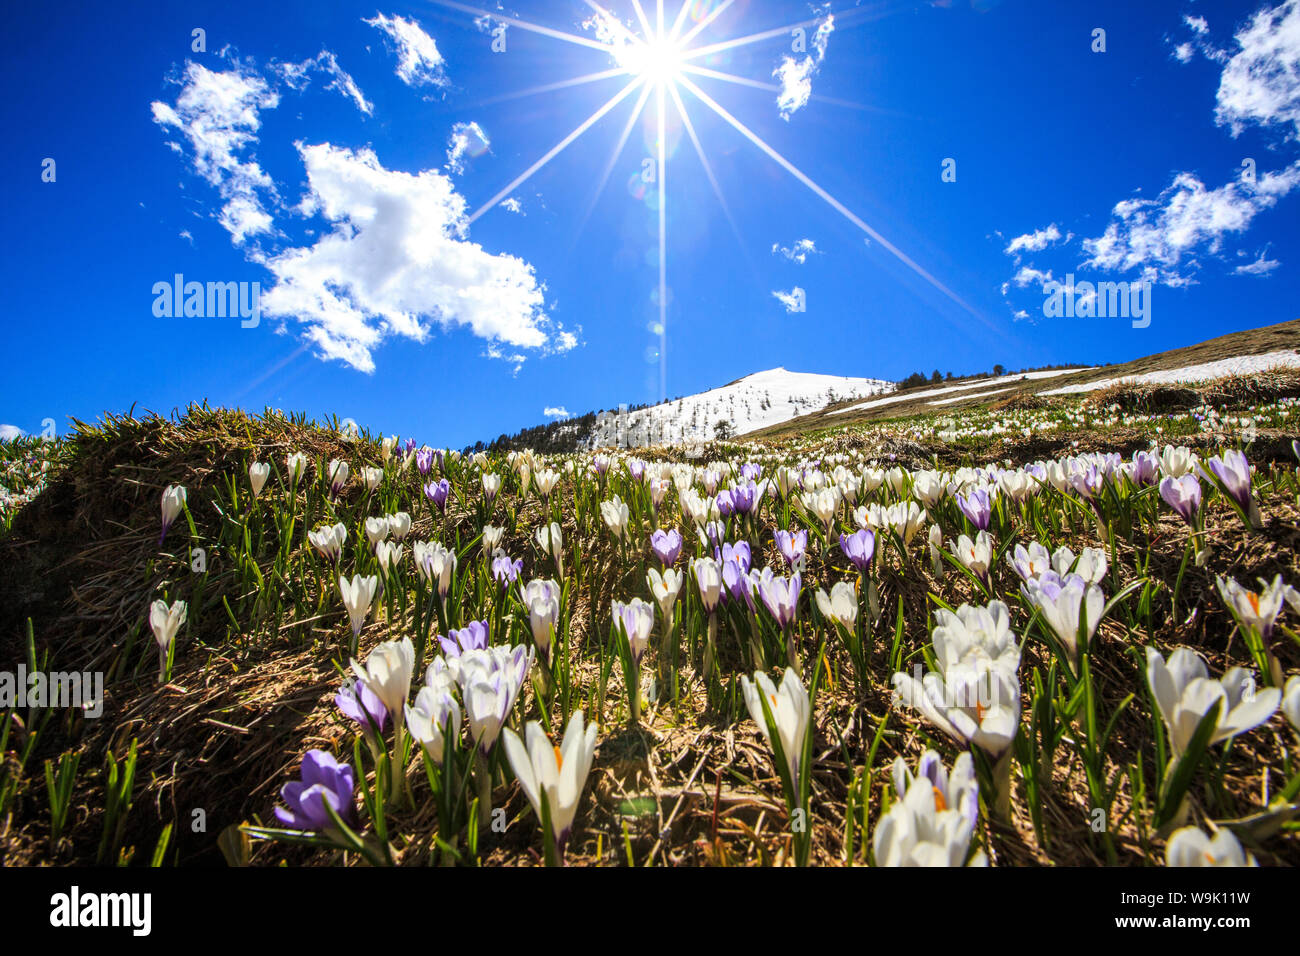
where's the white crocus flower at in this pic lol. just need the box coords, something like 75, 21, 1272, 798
308, 522, 348, 562
160, 485, 187, 541
1216, 574, 1286, 640
248, 462, 270, 498
149, 599, 188, 678
1021, 571, 1104, 661
405, 685, 461, 763
646, 567, 684, 621
874, 750, 986, 867
601, 496, 630, 539
351, 636, 415, 718
286, 452, 308, 485
1145, 647, 1281, 756
364, 517, 389, 547
536, 522, 564, 577
387, 511, 412, 541
886, 500, 928, 546
928, 523, 945, 576
691, 557, 723, 612
502, 710, 599, 857
951, 531, 992, 583
1007, 541, 1052, 582
912, 471, 946, 509
338, 574, 379, 637
1282, 675, 1300, 732
327, 458, 349, 495
482, 524, 504, 554
374, 541, 404, 576
414, 541, 456, 600
535, 469, 560, 498
1165, 826, 1257, 867
1051, 545, 1107, 585
612, 597, 656, 664
815, 581, 858, 629
482, 472, 502, 502
1160, 445, 1197, 478
801, 488, 839, 528
521, 578, 561, 662
362, 466, 383, 492
740, 669, 811, 785
891, 601, 1021, 756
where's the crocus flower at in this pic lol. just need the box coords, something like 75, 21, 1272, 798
775, 529, 808, 569
364, 516, 389, 547
891, 601, 1021, 757
492, 553, 523, 586
717, 541, 752, 574
414, 541, 456, 600
362, 466, 383, 492
351, 637, 415, 719
374, 540, 404, 576
416, 448, 435, 475
729, 481, 760, 515
248, 462, 270, 498
535, 469, 560, 499
646, 567, 684, 621
482, 525, 504, 554
387, 512, 411, 541
149, 598, 187, 677
1129, 450, 1159, 487
815, 581, 857, 629
1144, 647, 1280, 756
740, 669, 811, 785
650, 528, 683, 566
1021, 571, 1103, 661
691, 557, 723, 613
613, 597, 656, 664
956, 488, 993, 531
482, 472, 501, 504
1051, 545, 1107, 585
521, 579, 561, 662
286, 452, 308, 485
601, 496, 630, 539
275, 750, 356, 831
756, 568, 801, 630
1160, 445, 1197, 478
874, 750, 985, 867
536, 522, 564, 577
423, 478, 451, 514
501, 711, 599, 860
335, 678, 389, 735
1216, 574, 1286, 641
1165, 826, 1257, 867
801, 488, 839, 528
1204, 449, 1261, 528
159, 484, 187, 544
440, 620, 490, 657
951, 531, 993, 586
886, 501, 928, 546
462, 647, 533, 754
1160, 474, 1202, 527
309, 522, 348, 562
327, 459, 349, 499
1282, 675, 1300, 733
406, 685, 461, 763
1007, 541, 1052, 582
338, 574, 379, 638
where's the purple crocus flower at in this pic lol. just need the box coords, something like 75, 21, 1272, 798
716, 541, 752, 574
628, 459, 646, 481
650, 528, 683, 566
416, 448, 435, 475
1207, 449, 1253, 512
774, 529, 808, 568
839, 529, 876, 573
441, 619, 490, 657
715, 490, 735, 518
741, 463, 762, 482
275, 750, 356, 831
403, 438, 417, 457
730, 482, 759, 515
722, 560, 755, 610
1159, 475, 1201, 526
491, 554, 523, 586
1130, 451, 1159, 488
702, 521, 723, 546
334, 679, 389, 734
756, 568, 801, 630
957, 488, 993, 531
425, 478, 451, 513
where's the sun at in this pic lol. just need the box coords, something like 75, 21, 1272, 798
620, 34, 686, 85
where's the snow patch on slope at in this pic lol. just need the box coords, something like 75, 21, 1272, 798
1042, 350, 1300, 395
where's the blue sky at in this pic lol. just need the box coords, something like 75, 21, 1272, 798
3, 0, 1299, 447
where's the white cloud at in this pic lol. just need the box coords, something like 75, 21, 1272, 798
1081, 164, 1300, 284
1234, 253, 1281, 275
773, 10, 834, 120
1184, 15, 1209, 35
1173, 42, 1195, 64
500, 197, 524, 216
772, 287, 806, 312
365, 13, 448, 88
1005, 224, 1065, 256
771, 238, 818, 264
1011, 265, 1054, 288
1215, 0, 1300, 139
261, 143, 570, 373
543, 407, 571, 419
446, 121, 491, 174
275, 51, 373, 115
0, 425, 24, 442
1012, 309, 1031, 322
151, 60, 280, 244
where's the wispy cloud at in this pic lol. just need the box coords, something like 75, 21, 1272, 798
446, 121, 491, 174
543, 406, 571, 419
773, 7, 834, 120
772, 287, 806, 312
365, 13, 448, 88
1004, 224, 1066, 257
771, 238, 819, 264
275, 50, 373, 115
